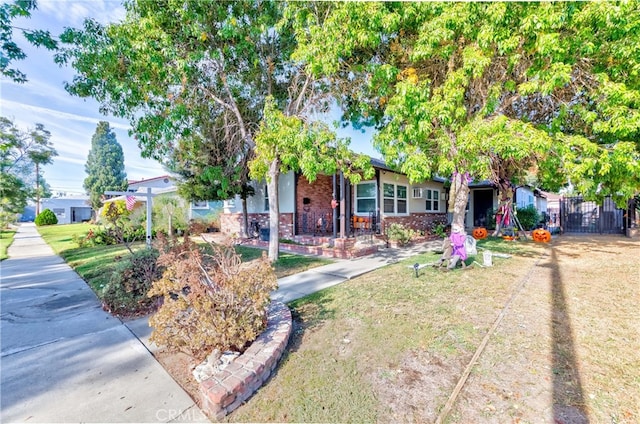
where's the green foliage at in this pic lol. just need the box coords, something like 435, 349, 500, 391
0, 117, 57, 218
102, 248, 162, 316
148, 235, 278, 361
34, 208, 57, 226
83, 122, 128, 212
152, 195, 188, 236
294, 2, 640, 213
515, 205, 541, 231
1, 0, 58, 83
385, 223, 415, 246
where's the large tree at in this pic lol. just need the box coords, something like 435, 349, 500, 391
292, 2, 640, 231
56, 0, 365, 256
0, 116, 57, 223
83, 121, 128, 213
250, 97, 372, 260
1, 0, 58, 83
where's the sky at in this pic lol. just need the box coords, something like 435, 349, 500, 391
0, 0, 377, 197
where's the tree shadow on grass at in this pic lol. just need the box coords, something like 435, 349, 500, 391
543, 247, 590, 424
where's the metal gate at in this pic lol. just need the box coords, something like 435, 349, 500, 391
560, 196, 624, 234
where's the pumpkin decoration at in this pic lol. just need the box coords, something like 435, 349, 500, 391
532, 228, 552, 243
472, 227, 488, 240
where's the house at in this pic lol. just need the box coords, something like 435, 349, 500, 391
221, 159, 552, 239
119, 175, 222, 221
40, 196, 93, 224
221, 158, 449, 239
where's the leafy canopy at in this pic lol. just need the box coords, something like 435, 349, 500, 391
293, 2, 640, 207
0, 116, 57, 218
1, 0, 58, 83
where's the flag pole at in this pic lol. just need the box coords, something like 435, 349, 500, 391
104, 189, 155, 248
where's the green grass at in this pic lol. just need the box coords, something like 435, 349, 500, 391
0, 227, 17, 260
36, 224, 332, 296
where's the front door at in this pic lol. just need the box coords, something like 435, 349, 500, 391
473, 189, 494, 228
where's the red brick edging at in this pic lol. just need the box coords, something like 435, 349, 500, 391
199, 301, 292, 420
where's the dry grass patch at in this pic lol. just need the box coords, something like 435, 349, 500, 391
227, 240, 549, 423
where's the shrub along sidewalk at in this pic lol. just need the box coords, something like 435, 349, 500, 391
36, 223, 332, 313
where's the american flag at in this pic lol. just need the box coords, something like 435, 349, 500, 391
125, 195, 136, 211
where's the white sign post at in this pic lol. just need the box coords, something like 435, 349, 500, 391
104, 187, 154, 248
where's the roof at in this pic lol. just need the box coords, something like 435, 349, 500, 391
127, 175, 173, 186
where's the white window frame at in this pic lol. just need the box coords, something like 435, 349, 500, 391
355, 181, 377, 215
53, 208, 65, 217
383, 183, 408, 215
191, 200, 209, 209
412, 187, 423, 199
223, 198, 235, 208
424, 189, 440, 212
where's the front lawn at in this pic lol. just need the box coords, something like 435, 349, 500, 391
0, 227, 17, 260
37, 224, 332, 295
227, 236, 640, 424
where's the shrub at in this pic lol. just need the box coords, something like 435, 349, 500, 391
385, 223, 415, 246
148, 234, 277, 361
516, 205, 541, 230
35, 208, 58, 226
102, 248, 162, 316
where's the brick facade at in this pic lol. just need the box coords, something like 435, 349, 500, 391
296, 174, 334, 215
383, 213, 448, 235
220, 213, 294, 238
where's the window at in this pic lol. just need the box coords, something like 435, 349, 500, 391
355, 181, 376, 214
425, 189, 440, 212
412, 187, 423, 199
191, 200, 208, 209
383, 183, 408, 214
53, 208, 65, 217
263, 186, 269, 212
224, 199, 235, 208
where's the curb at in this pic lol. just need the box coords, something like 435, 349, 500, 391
199, 301, 292, 420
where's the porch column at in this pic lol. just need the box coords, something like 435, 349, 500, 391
339, 172, 346, 238
333, 173, 337, 238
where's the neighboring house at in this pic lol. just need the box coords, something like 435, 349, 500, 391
112, 175, 222, 221
18, 205, 36, 222
40, 196, 93, 224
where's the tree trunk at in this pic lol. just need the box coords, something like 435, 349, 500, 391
240, 195, 249, 239
267, 159, 280, 262
448, 172, 470, 235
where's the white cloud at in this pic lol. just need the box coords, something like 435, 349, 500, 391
37, 0, 126, 27
1, 100, 131, 131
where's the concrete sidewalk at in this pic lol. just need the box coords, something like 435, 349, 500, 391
273, 240, 442, 303
0, 223, 208, 423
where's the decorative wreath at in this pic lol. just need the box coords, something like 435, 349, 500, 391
532, 228, 552, 243
472, 227, 488, 240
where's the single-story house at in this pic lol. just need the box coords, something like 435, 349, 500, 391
220, 159, 550, 239
40, 196, 93, 224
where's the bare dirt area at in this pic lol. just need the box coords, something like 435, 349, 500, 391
449, 235, 640, 424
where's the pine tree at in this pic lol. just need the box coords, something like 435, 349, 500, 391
83, 121, 128, 213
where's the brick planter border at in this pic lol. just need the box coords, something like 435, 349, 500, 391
199, 301, 292, 420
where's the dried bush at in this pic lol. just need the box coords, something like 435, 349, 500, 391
102, 248, 162, 316
385, 222, 415, 246
148, 234, 277, 361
